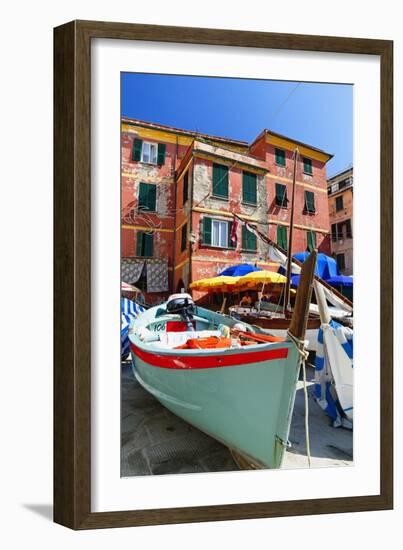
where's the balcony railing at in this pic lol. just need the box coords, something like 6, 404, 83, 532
327, 177, 353, 195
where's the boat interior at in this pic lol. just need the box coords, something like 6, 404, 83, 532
131, 294, 284, 351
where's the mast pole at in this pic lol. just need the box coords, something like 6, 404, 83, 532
284, 148, 299, 314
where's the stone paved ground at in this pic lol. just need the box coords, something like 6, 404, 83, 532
121, 362, 353, 477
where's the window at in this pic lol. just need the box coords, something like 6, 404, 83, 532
136, 231, 153, 257
182, 171, 189, 205
138, 182, 156, 212
275, 148, 286, 167
346, 219, 352, 238
131, 138, 166, 165
141, 142, 158, 164
277, 225, 288, 251
306, 230, 316, 252
275, 183, 288, 207
303, 157, 313, 175
304, 191, 316, 213
242, 171, 257, 204
212, 220, 228, 247
335, 195, 344, 211
331, 223, 338, 242
336, 253, 346, 271
202, 217, 235, 248
332, 220, 352, 241
181, 223, 187, 252
212, 163, 229, 199
242, 225, 257, 251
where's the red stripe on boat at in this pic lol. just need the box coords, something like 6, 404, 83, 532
130, 343, 288, 370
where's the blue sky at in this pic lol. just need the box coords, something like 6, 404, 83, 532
122, 73, 352, 178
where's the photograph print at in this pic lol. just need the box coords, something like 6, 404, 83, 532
120, 73, 354, 477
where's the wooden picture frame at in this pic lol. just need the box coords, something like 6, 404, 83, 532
54, 20, 393, 529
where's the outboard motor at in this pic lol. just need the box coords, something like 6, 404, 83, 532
166, 293, 195, 331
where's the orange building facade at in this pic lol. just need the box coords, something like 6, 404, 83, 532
121, 118, 332, 304
327, 168, 353, 275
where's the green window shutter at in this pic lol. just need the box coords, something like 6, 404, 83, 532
203, 217, 212, 245
136, 231, 153, 257
138, 183, 148, 210
303, 157, 313, 174
212, 164, 228, 198
138, 182, 156, 211
242, 225, 257, 251
277, 225, 288, 251
144, 232, 153, 257
307, 230, 316, 252
181, 224, 187, 252
148, 184, 156, 211
275, 148, 286, 167
157, 143, 166, 165
275, 183, 288, 207
242, 172, 257, 204
304, 191, 315, 213
132, 138, 142, 161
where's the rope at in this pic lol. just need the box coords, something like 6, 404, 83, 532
287, 330, 312, 467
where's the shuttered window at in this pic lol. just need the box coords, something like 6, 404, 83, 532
212, 163, 229, 199
277, 225, 288, 251
242, 171, 257, 204
242, 225, 257, 251
303, 157, 313, 175
181, 223, 187, 252
304, 190, 316, 213
136, 231, 154, 257
202, 217, 235, 248
275, 183, 288, 207
134, 140, 166, 165
306, 230, 316, 252
138, 182, 157, 212
331, 223, 338, 242
141, 142, 158, 164
275, 148, 286, 167
182, 171, 189, 205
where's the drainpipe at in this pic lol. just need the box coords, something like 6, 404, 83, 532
188, 159, 194, 290
171, 136, 178, 294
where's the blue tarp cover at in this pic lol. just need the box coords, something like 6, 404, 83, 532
293, 252, 339, 279
326, 275, 353, 287
219, 263, 262, 277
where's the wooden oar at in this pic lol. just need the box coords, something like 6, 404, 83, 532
289, 250, 317, 340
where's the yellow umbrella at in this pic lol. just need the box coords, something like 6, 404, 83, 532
237, 270, 287, 287
189, 275, 240, 292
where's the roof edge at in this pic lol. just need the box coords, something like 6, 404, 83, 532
121, 117, 248, 147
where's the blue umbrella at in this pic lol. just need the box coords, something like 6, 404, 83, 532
219, 263, 262, 277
